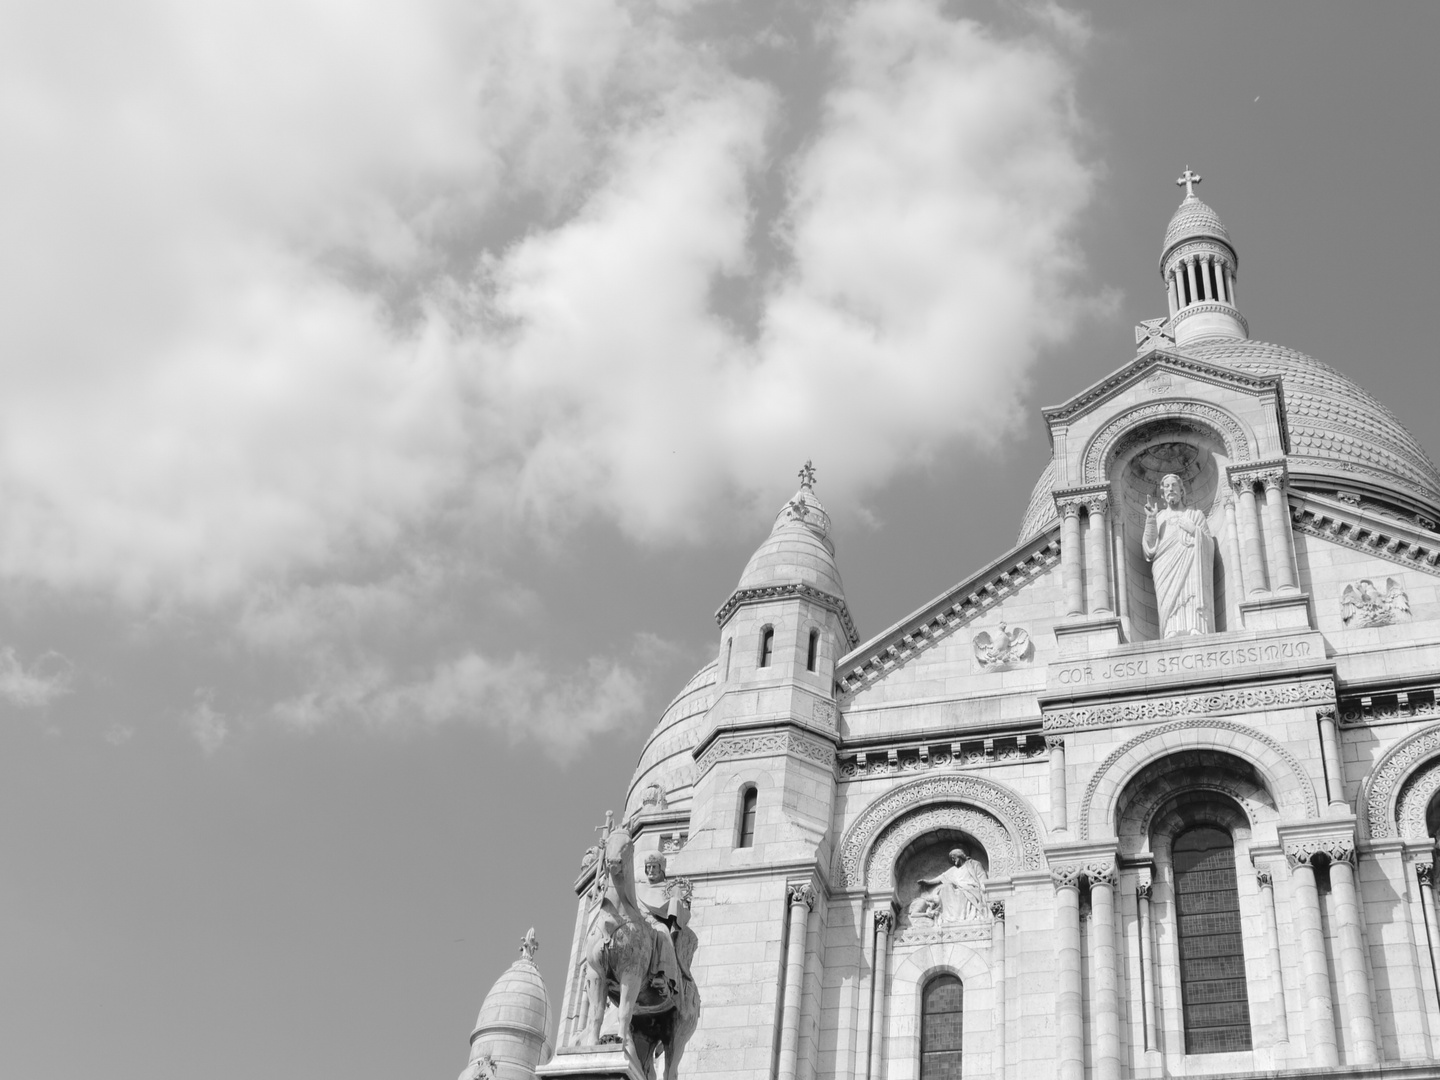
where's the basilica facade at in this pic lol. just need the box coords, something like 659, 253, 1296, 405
461, 177, 1440, 1080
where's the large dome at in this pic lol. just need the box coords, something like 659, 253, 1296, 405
1017, 337, 1440, 543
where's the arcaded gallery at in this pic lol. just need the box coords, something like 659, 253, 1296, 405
459, 176, 1440, 1080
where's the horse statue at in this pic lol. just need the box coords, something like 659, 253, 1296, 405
582, 829, 700, 1080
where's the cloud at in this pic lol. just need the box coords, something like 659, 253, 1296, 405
0, 648, 74, 709
183, 691, 229, 756
0, 0, 1102, 744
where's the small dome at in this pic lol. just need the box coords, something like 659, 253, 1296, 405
1161, 195, 1233, 265
464, 930, 552, 1080
734, 485, 846, 599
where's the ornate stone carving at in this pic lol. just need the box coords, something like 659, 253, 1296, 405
834, 774, 1045, 889
972, 623, 1033, 670
1137, 882, 1153, 901
694, 729, 833, 776
1396, 757, 1440, 840
990, 900, 1006, 921
894, 922, 993, 947
519, 927, 540, 962
1292, 505, 1440, 580
1341, 578, 1410, 627
1139, 365, 1173, 389
715, 582, 859, 648
1365, 724, 1440, 837
1079, 718, 1319, 838
874, 911, 895, 934
1044, 679, 1336, 732
1256, 870, 1273, 888
865, 804, 1016, 890
640, 783, 668, 811
914, 848, 988, 923
1087, 862, 1118, 887
664, 876, 695, 906
1285, 837, 1355, 868
1143, 473, 1215, 637
1051, 863, 1083, 889
1082, 400, 1252, 484
788, 883, 816, 910
1046, 735, 1065, 751
1417, 863, 1435, 887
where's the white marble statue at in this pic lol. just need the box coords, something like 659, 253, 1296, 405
916, 848, 987, 923
1142, 473, 1214, 637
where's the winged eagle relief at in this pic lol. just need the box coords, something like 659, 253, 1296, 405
972, 623, 1033, 670
1341, 578, 1409, 628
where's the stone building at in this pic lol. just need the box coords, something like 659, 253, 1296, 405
464, 173, 1440, 1080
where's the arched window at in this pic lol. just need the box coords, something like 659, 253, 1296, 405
738, 787, 758, 848
920, 973, 962, 1079
759, 627, 774, 668
1174, 825, 1252, 1053
806, 629, 819, 672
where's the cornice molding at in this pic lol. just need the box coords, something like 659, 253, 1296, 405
835, 532, 1060, 697
715, 582, 860, 647
1040, 350, 1280, 427
1291, 491, 1440, 577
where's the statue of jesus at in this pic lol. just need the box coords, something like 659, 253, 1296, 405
1142, 473, 1214, 637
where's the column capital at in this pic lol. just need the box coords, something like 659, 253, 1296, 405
1051, 862, 1084, 890
1084, 493, 1110, 517
1136, 882, 1153, 901
873, 910, 894, 933
788, 883, 816, 910
1227, 458, 1288, 492
1046, 735, 1065, 752
1053, 484, 1110, 518
1285, 836, 1356, 868
990, 900, 1006, 921
1317, 704, 1337, 723
1417, 862, 1435, 886
1257, 869, 1274, 888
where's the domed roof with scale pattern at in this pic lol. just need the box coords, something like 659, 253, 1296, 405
1162, 194, 1232, 261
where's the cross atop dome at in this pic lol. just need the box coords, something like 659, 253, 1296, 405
1176, 167, 1202, 199
798, 459, 817, 490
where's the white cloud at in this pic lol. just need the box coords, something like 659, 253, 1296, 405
0, 648, 74, 709
0, 0, 1102, 746
183, 690, 229, 756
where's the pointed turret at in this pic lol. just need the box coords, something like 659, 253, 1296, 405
459, 929, 553, 1080
1159, 168, 1248, 346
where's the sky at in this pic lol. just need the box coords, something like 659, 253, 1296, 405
0, 2, 1437, 1078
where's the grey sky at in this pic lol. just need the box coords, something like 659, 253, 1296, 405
0, 3, 1436, 1079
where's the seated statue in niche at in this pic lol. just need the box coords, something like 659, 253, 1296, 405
1143, 473, 1215, 637
915, 848, 987, 924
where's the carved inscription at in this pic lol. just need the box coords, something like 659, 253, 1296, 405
1055, 637, 1313, 688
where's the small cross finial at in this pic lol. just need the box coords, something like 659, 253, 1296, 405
1176, 167, 1202, 198
798, 460, 816, 490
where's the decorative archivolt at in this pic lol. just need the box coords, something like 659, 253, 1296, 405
1115, 749, 1277, 853
865, 804, 1016, 892
1365, 723, 1440, 839
1079, 718, 1318, 840
833, 773, 1045, 890
1081, 399, 1254, 485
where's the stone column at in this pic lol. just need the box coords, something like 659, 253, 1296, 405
1053, 865, 1084, 1080
1228, 268, 1238, 306
1232, 477, 1269, 596
1327, 844, 1379, 1063
1136, 880, 1159, 1052
1185, 258, 1199, 307
1090, 864, 1121, 1080
991, 901, 1007, 1077
1168, 272, 1180, 317
1219, 493, 1245, 629
1317, 706, 1347, 809
1256, 869, 1290, 1044
778, 883, 815, 1080
1059, 500, 1084, 617
1261, 470, 1298, 592
1287, 846, 1339, 1066
1048, 737, 1068, 833
1418, 863, 1440, 1011
1086, 495, 1113, 616
868, 910, 893, 1080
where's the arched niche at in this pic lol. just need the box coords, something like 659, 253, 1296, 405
1109, 419, 1237, 640
864, 803, 1012, 894
1115, 748, 1276, 856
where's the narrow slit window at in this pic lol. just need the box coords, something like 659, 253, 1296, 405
738, 788, 757, 848
1174, 825, 1252, 1054
723, 638, 732, 680
759, 627, 774, 668
806, 629, 819, 672
920, 974, 963, 1080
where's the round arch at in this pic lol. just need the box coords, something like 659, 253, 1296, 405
1115, 748, 1277, 854
1079, 719, 1318, 840
1364, 722, 1440, 839
884, 947, 994, 1080
833, 774, 1045, 890
1081, 398, 1255, 485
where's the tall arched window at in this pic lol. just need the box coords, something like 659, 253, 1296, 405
806, 629, 819, 672
759, 627, 775, 668
920, 974, 962, 1079
1174, 825, 1252, 1053
737, 787, 758, 848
